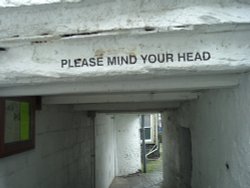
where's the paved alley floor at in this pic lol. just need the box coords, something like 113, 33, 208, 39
110, 154, 163, 188
109, 171, 163, 188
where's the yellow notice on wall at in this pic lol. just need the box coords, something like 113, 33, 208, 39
20, 102, 30, 141
4, 101, 20, 143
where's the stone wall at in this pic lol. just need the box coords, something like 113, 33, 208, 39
0, 105, 93, 188
180, 72, 250, 188
162, 111, 192, 188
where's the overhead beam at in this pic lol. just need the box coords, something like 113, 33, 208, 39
0, 74, 240, 97
0, 1, 250, 41
73, 102, 180, 112
42, 92, 199, 105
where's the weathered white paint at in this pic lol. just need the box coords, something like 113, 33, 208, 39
0, 1, 249, 96
179, 72, 250, 188
42, 92, 199, 105
74, 102, 180, 112
114, 114, 141, 176
95, 114, 116, 188
0, 0, 60, 7
0, 29, 249, 89
162, 110, 192, 188
95, 113, 142, 187
162, 110, 180, 188
0, 105, 93, 188
0, 1, 249, 187
0, 74, 240, 97
0, 0, 80, 7
0, 0, 249, 40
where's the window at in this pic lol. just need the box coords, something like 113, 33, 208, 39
144, 115, 151, 140
0, 97, 36, 157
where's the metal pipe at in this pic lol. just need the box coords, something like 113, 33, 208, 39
141, 115, 147, 173
146, 144, 159, 161
88, 111, 96, 188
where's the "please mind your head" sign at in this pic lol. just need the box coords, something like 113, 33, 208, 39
61, 51, 211, 68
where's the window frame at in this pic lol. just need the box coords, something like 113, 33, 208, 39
0, 97, 36, 158
144, 115, 153, 143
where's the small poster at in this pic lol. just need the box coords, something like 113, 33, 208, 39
4, 100, 30, 143
20, 102, 30, 141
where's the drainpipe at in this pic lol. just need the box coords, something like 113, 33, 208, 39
141, 115, 147, 173
88, 111, 96, 188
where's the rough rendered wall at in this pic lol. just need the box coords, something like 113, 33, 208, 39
95, 113, 141, 187
162, 110, 180, 188
181, 72, 250, 188
115, 114, 141, 176
162, 111, 192, 188
95, 114, 116, 188
0, 105, 93, 188
0, 0, 75, 7
0, 0, 236, 8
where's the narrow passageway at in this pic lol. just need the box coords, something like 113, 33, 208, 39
1, 0, 250, 188
96, 113, 164, 188
110, 144, 163, 188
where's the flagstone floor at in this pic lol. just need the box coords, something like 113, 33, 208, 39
110, 151, 163, 188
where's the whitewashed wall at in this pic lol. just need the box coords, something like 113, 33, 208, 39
114, 114, 141, 176
1, 29, 250, 89
95, 113, 141, 187
95, 114, 116, 188
0, 0, 249, 40
162, 110, 192, 188
0, 0, 244, 8
0, 0, 79, 7
0, 105, 93, 188
180, 72, 250, 188
0, 0, 250, 95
